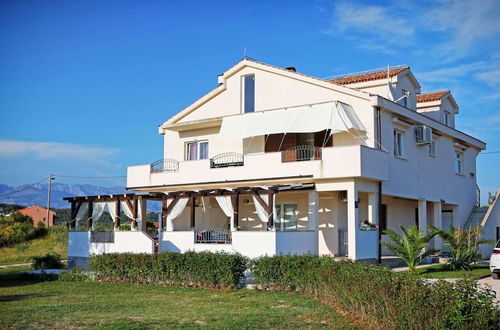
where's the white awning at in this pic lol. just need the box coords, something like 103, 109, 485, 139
218, 101, 365, 140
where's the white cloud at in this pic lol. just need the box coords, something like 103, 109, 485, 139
0, 140, 120, 161
416, 62, 490, 83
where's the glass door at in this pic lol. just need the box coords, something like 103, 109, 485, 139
275, 204, 298, 231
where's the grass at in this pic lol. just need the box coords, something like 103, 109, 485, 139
0, 231, 67, 265
403, 264, 491, 279
0, 270, 354, 329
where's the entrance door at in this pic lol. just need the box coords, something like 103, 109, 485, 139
441, 210, 453, 253
338, 227, 348, 257
275, 204, 298, 231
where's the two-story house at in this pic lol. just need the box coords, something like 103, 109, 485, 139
66, 58, 486, 266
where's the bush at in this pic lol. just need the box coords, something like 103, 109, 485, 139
250, 255, 500, 329
0, 212, 37, 246
58, 268, 92, 282
32, 252, 65, 270
89, 251, 248, 289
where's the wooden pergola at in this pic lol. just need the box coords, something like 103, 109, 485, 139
63, 183, 314, 231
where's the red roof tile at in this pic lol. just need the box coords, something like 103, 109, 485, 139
328, 67, 408, 85
416, 90, 450, 103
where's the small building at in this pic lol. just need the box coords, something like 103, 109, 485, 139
18, 206, 56, 227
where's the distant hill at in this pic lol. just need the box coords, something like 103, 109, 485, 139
0, 183, 129, 209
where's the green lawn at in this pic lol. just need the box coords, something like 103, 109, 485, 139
0, 269, 354, 329
0, 233, 67, 265
405, 264, 491, 279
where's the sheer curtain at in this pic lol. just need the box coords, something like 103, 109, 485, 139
215, 195, 234, 231
166, 198, 189, 231
252, 194, 277, 230
73, 203, 88, 231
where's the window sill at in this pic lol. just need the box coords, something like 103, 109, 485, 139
394, 155, 407, 161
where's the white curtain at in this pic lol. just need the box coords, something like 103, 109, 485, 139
120, 201, 143, 230
73, 202, 88, 231
218, 101, 365, 140
252, 194, 277, 230
215, 195, 235, 231
106, 201, 119, 231
166, 197, 189, 231
91, 202, 107, 231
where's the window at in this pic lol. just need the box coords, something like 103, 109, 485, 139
186, 141, 208, 160
243, 75, 255, 113
428, 141, 436, 156
274, 203, 298, 231
454, 151, 463, 174
401, 89, 408, 107
444, 112, 450, 126
393, 130, 405, 157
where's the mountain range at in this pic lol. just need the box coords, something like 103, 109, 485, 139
0, 183, 129, 209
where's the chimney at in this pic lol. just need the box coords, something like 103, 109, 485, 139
285, 66, 296, 72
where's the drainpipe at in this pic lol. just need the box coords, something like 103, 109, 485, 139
375, 106, 383, 264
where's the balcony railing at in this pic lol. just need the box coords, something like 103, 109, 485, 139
151, 158, 179, 173
210, 152, 244, 168
281, 145, 322, 162
194, 228, 232, 244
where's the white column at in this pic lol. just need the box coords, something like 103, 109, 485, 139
347, 184, 359, 260
418, 200, 427, 236
368, 192, 378, 225
433, 202, 442, 251
308, 190, 319, 255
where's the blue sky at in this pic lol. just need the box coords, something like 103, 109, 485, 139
0, 0, 499, 202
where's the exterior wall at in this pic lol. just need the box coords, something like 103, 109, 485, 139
380, 109, 479, 227
480, 193, 500, 258
18, 206, 56, 227
68, 231, 155, 258
159, 230, 316, 259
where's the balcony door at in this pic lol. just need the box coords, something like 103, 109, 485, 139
275, 203, 298, 231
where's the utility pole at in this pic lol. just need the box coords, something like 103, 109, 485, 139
46, 173, 54, 227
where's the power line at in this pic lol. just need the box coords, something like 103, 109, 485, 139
53, 174, 126, 179
480, 151, 500, 155
0, 177, 49, 198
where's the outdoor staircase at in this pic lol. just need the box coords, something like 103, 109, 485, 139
463, 206, 488, 229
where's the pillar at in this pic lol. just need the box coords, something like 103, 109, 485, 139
433, 202, 442, 251
347, 184, 359, 260
87, 201, 93, 231
139, 199, 147, 231
418, 200, 428, 236
114, 200, 121, 232
308, 190, 319, 255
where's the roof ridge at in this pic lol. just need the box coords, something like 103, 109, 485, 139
326, 65, 409, 80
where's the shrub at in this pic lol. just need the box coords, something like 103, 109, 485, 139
250, 255, 500, 329
431, 225, 494, 270
89, 251, 248, 289
119, 223, 131, 231
32, 252, 64, 270
0, 212, 37, 246
58, 268, 92, 282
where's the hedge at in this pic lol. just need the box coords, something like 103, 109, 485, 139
250, 255, 500, 329
89, 251, 248, 289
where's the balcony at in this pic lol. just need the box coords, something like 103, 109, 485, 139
127, 145, 389, 189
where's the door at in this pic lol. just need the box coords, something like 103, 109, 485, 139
275, 204, 298, 231
441, 210, 453, 253
338, 227, 348, 257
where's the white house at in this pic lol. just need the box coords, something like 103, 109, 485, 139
66, 59, 488, 267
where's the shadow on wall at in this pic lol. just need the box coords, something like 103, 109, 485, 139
161, 240, 181, 253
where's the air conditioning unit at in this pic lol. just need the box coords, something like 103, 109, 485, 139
415, 125, 432, 145
339, 191, 348, 203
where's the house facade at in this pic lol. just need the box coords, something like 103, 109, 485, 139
18, 205, 56, 227
67, 59, 486, 266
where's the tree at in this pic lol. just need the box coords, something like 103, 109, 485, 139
430, 225, 493, 270
381, 225, 438, 273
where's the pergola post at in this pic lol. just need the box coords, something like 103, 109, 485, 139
114, 200, 121, 231
161, 199, 168, 229
232, 194, 239, 230
132, 199, 138, 230
139, 198, 147, 231
190, 196, 196, 229
267, 192, 274, 230
70, 201, 75, 230
87, 201, 93, 231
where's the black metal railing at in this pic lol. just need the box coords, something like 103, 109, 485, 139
194, 228, 232, 244
90, 231, 115, 243
281, 145, 322, 162
210, 152, 244, 168
151, 159, 179, 173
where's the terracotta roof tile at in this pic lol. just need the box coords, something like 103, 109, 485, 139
328, 67, 408, 85
416, 90, 450, 103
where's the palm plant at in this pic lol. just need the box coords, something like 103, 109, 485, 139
382, 225, 438, 273
430, 225, 493, 270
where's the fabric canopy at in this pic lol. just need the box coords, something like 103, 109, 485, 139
215, 195, 235, 232
252, 194, 277, 229
218, 101, 365, 140
73, 202, 89, 231
90, 202, 107, 230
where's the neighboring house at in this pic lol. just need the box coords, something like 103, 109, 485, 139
18, 206, 56, 227
478, 191, 500, 258
65, 59, 487, 267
